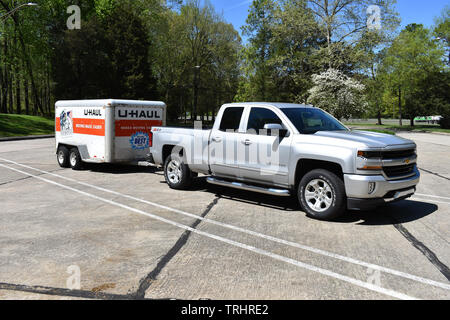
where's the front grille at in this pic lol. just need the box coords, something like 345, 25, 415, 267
383, 164, 416, 178
381, 149, 416, 159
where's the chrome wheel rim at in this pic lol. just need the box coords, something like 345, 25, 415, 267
167, 159, 182, 184
304, 179, 333, 212
58, 151, 65, 164
70, 152, 77, 167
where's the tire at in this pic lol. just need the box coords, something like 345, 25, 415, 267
69, 148, 83, 170
57, 145, 70, 168
164, 153, 193, 190
298, 169, 346, 221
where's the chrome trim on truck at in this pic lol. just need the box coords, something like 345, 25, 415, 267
206, 177, 291, 197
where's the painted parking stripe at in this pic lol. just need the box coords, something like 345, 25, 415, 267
415, 193, 450, 201
412, 196, 450, 205
0, 162, 418, 300
1, 157, 449, 292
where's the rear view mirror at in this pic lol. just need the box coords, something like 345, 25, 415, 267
263, 123, 288, 137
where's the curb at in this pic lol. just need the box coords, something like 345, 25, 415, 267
0, 134, 55, 142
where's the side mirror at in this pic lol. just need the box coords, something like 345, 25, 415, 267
263, 123, 288, 137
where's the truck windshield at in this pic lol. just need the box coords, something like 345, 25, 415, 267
281, 108, 348, 134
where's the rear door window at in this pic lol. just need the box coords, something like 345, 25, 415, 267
219, 107, 244, 132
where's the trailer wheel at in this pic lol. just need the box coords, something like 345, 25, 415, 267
69, 148, 83, 170
164, 154, 193, 190
298, 169, 346, 221
57, 146, 70, 168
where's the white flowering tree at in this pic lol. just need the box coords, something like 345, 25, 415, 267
307, 68, 367, 120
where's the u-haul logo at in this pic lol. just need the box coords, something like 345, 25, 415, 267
117, 109, 161, 120
84, 109, 102, 117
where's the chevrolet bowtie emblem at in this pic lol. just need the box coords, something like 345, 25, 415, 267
404, 159, 410, 164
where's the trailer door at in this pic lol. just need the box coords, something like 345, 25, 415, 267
114, 104, 164, 162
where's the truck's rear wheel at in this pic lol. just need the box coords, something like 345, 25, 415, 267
298, 169, 346, 221
57, 146, 70, 168
164, 154, 193, 190
69, 148, 83, 170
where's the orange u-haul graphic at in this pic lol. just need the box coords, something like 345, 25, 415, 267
55, 99, 166, 167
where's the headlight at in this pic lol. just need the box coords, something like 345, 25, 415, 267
357, 150, 382, 159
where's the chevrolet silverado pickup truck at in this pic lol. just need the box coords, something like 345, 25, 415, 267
149, 103, 420, 220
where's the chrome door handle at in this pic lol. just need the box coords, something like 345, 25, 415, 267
243, 139, 252, 146
212, 137, 222, 143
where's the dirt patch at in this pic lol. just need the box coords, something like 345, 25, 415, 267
91, 283, 116, 293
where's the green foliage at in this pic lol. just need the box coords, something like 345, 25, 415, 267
380, 24, 447, 124
308, 68, 367, 120
0, 113, 54, 137
434, 5, 450, 66
52, 1, 157, 100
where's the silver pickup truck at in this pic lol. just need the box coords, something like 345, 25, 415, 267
149, 103, 420, 220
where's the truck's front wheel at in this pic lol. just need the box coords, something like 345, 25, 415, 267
298, 169, 346, 221
164, 154, 193, 190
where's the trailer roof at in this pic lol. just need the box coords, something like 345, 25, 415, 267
55, 99, 166, 108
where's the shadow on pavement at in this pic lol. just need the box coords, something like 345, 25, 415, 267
327, 200, 437, 225
80, 163, 160, 175
190, 177, 438, 224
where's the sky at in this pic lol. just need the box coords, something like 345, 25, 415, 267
210, 0, 449, 39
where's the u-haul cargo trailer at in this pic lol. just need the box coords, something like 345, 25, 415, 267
55, 99, 166, 169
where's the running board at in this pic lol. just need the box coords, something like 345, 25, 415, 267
206, 177, 290, 197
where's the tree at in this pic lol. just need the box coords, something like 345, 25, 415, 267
239, 0, 278, 101
382, 24, 446, 126
434, 5, 450, 65
308, 68, 367, 120
153, 0, 241, 122
269, 0, 325, 102
306, 0, 399, 68
52, 1, 157, 100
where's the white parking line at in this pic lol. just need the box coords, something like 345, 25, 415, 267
1, 157, 449, 292
412, 196, 450, 205
0, 162, 418, 300
415, 193, 450, 201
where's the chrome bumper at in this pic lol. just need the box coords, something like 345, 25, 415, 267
344, 167, 420, 199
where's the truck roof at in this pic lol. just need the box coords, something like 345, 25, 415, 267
55, 99, 166, 108
222, 102, 315, 109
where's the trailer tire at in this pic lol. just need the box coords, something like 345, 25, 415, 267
57, 146, 70, 168
298, 169, 346, 221
164, 154, 193, 190
69, 148, 83, 170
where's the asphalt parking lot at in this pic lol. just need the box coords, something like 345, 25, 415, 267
0, 132, 449, 300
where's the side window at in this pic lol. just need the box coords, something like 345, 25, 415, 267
247, 108, 282, 134
219, 107, 244, 132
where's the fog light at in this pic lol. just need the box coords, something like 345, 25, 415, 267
368, 182, 376, 194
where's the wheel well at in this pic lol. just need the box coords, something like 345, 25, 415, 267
57, 143, 74, 153
162, 145, 184, 163
295, 159, 343, 188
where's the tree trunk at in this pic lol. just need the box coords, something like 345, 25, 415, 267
398, 86, 402, 126
0, 0, 45, 116
16, 76, 21, 114
24, 76, 29, 115
8, 71, 13, 114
